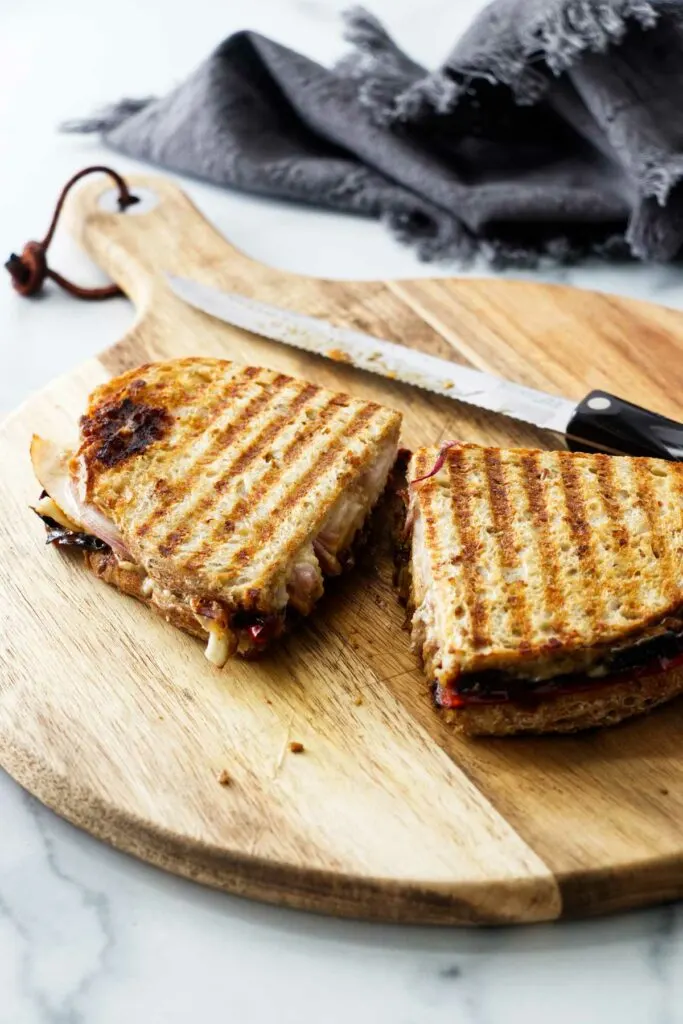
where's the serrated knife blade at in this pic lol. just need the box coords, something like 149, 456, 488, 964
167, 273, 683, 460
166, 273, 574, 435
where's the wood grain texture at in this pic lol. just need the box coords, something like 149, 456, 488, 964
3, 174, 683, 923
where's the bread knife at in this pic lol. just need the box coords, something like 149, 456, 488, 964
167, 273, 683, 461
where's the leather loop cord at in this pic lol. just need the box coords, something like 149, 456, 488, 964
5, 166, 138, 300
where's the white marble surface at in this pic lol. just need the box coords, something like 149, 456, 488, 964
3, 1, 683, 1021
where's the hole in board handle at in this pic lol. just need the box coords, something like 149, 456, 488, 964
98, 187, 159, 215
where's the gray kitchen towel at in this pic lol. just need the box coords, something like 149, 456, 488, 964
64, 1, 683, 266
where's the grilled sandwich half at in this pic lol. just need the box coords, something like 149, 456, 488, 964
397, 441, 683, 736
31, 357, 402, 664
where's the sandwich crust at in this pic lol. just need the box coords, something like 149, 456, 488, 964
84, 549, 207, 640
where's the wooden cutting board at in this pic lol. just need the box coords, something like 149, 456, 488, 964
3, 174, 683, 926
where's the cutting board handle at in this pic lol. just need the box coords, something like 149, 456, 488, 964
66, 173, 283, 315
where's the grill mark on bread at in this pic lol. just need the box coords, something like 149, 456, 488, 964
90, 362, 251, 493
228, 403, 381, 579
72, 359, 401, 640
212, 383, 322, 496
135, 372, 280, 538
519, 453, 566, 639
411, 448, 432, 484
594, 456, 641, 622
158, 381, 319, 556
160, 364, 262, 475
484, 449, 532, 646
138, 375, 291, 540
667, 463, 683, 572
186, 391, 344, 566
162, 367, 282, 496
632, 459, 676, 606
254, 401, 381, 545
447, 446, 490, 650
559, 457, 602, 626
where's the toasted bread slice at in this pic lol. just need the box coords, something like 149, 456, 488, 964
32, 358, 401, 663
399, 441, 683, 736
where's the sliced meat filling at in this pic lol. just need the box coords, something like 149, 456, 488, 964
31, 436, 131, 559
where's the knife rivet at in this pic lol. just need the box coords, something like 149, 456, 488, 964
587, 396, 611, 411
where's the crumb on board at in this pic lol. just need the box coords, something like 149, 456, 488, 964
288, 741, 305, 754
265, 698, 273, 705
354, 695, 364, 706
217, 769, 232, 786
327, 348, 352, 363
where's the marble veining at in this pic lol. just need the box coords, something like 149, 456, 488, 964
0, 791, 113, 1023
1, 773, 683, 1021
3, 0, 683, 1021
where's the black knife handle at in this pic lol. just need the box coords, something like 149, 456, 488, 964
566, 390, 683, 460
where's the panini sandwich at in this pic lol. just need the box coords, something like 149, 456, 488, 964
31, 357, 401, 664
398, 441, 683, 736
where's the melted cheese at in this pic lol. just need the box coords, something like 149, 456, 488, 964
205, 627, 230, 668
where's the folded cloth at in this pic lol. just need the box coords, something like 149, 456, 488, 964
63, 1, 683, 266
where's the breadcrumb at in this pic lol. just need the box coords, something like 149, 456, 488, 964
288, 741, 305, 754
217, 769, 232, 786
